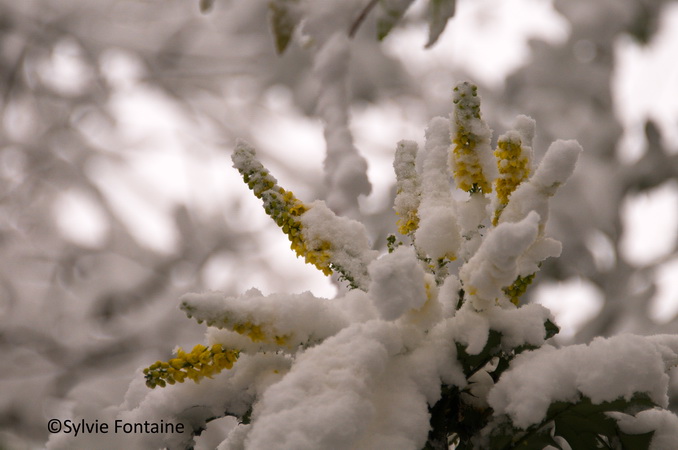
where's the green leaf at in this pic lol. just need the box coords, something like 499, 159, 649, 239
487, 419, 515, 449
619, 430, 654, 449
514, 431, 561, 449
456, 329, 502, 377
425, 0, 456, 48
488, 417, 560, 450
520, 394, 656, 450
376, 0, 416, 41
544, 319, 559, 340
488, 319, 559, 383
549, 402, 617, 448
427, 385, 493, 448
489, 354, 511, 383
490, 394, 658, 450
268, 0, 300, 54
386, 234, 402, 253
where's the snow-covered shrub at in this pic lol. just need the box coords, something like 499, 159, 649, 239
107, 82, 678, 449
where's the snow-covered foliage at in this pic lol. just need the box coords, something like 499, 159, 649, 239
60, 82, 678, 450
266, 0, 459, 219
7, 1, 678, 449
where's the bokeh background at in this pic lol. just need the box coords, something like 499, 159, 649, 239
1, 0, 678, 447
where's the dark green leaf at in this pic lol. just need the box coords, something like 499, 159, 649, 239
376, 0, 416, 41
548, 394, 656, 449
456, 329, 502, 377
268, 0, 300, 54
544, 319, 559, 340
489, 354, 511, 383
619, 430, 654, 450
425, 0, 456, 48
514, 430, 561, 449
488, 415, 560, 449
491, 394, 658, 450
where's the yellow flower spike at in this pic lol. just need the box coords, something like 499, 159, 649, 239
493, 131, 531, 225
449, 82, 496, 195
232, 140, 336, 278
232, 321, 269, 342
143, 344, 240, 388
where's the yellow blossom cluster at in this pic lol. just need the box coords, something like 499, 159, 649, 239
503, 273, 536, 306
494, 133, 530, 225
233, 143, 333, 276
144, 344, 239, 388
232, 320, 289, 346
397, 210, 419, 236
450, 83, 492, 194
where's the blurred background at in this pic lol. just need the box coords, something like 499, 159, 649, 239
1, 0, 678, 447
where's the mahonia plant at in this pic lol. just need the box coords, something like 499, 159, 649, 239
136, 82, 678, 450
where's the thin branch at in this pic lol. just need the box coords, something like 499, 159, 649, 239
349, 0, 379, 38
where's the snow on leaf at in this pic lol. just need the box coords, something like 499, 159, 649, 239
488, 334, 678, 430
368, 246, 428, 320
244, 321, 405, 449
